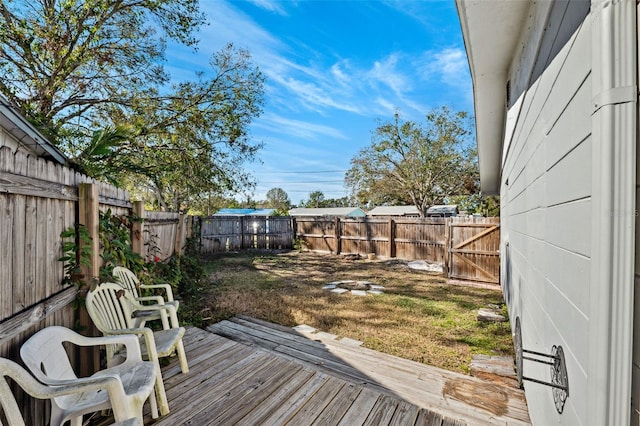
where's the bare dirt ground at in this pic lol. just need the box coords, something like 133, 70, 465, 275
187, 250, 513, 374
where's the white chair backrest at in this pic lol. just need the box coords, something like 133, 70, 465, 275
86, 282, 137, 332
19, 326, 79, 383
85, 283, 139, 358
113, 266, 141, 298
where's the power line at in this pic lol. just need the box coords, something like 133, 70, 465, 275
260, 180, 345, 184
283, 190, 349, 193
255, 170, 348, 174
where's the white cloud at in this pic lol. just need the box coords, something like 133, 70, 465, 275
417, 47, 470, 88
247, 0, 289, 15
197, 1, 285, 58
373, 97, 397, 116
278, 77, 362, 114
255, 113, 349, 140
367, 54, 411, 95
330, 62, 353, 88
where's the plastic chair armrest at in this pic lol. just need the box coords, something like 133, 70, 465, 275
140, 283, 175, 301
135, 295, 166, 305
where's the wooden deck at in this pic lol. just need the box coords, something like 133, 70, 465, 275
142, 317, 530, 425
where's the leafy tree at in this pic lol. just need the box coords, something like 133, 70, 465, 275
346, 107, 477, 217
265, 188, 291, 214
98, 44, 265, 211
185, 194, 239, 216
446, 194, 499, 216
301, 191, 326, 208
0, 0, 205, 142
0, 2, 265, 212
299, 192, 353, 208
322, 196, 352, 208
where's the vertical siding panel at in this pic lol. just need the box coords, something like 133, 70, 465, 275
498, 8, 592, 424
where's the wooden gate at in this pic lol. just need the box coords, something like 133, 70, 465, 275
446, 217, 500, 284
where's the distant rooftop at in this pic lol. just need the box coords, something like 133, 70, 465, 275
214, 208, 276, 216
288, 207, 366, 217
367, 205, 420, 216
426, 205, 459, 217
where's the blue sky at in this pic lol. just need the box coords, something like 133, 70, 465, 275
166, 0, 473, 205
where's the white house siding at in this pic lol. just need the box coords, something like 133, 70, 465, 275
634, 2, 640, 422
501, 9, 592, 426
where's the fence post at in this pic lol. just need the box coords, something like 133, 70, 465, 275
291, 217, 297, 246
186, 216, 193, 239
335, 217, 341, 254
78, 183, 100, 285
174, 213, 186, 256
132, 201, 145, 258
388, 218, 396, 258
77, 183, 100, 376
443, 218, 451, 277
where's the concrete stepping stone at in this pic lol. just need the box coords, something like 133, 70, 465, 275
477, 308, 506, 322
293, 324, 317, 333
315, 331, 338, 340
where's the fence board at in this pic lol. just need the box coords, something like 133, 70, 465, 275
294, 217, 449, 264
200, 216, 294, 254
0, 194, 11, 319
12, 192, 25, 313
292, 216, 499, 282
0, 287, 77, 344
294, 217, 338, 254
144, 211, 181, 261
447, 217, 500, 284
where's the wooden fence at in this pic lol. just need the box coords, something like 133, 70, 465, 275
446, 216, 500, 284
294, 216, 448, 262
0, 147, 189, 425
294, 216, 500, 284
142, 209, 191, 262
199, 215, 293, 254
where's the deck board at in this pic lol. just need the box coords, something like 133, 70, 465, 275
311, 382, 363, 426
234, 367, 318, 425
209, 317, 530, 425
208, 362, 305, 424
132, 318, 530, 425
337, 388, 383, 426
251, 369, 332, 425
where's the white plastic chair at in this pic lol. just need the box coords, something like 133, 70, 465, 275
85, 282, 189, 416
0, 357, 140, 426
18, 326, 157, 426
113, 266, 180, 329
